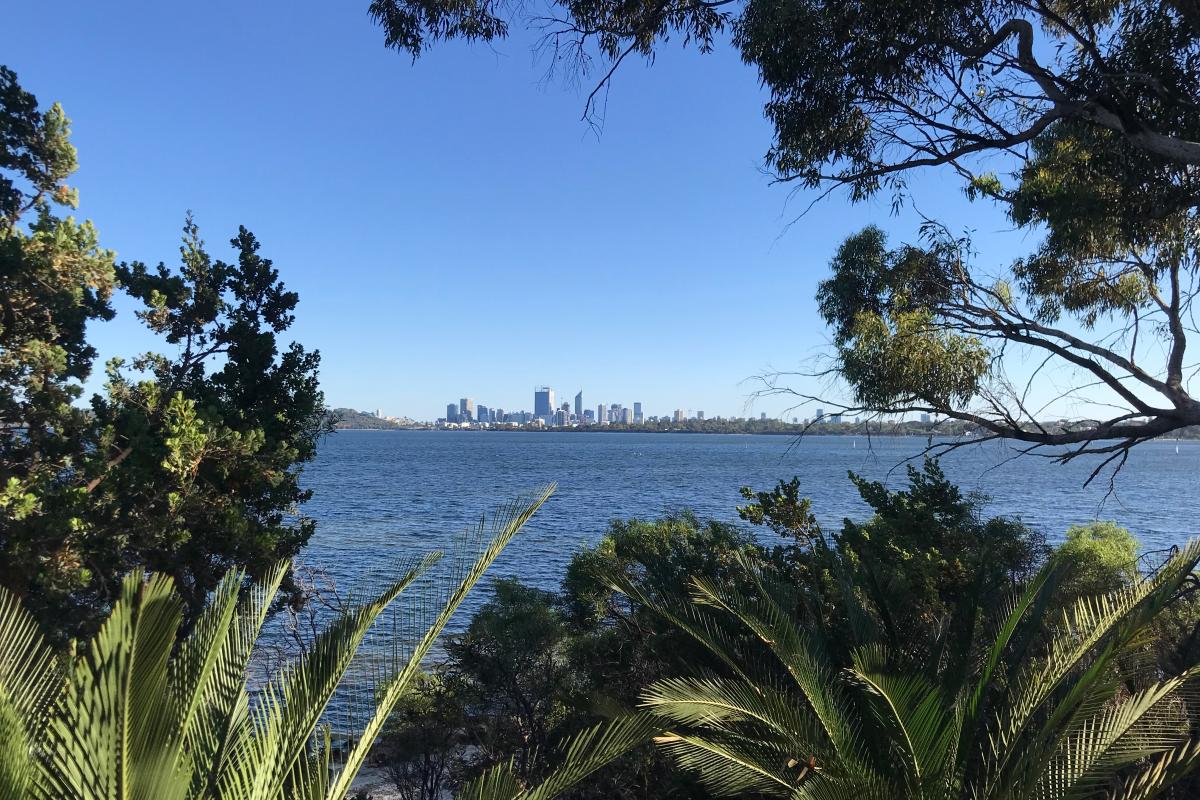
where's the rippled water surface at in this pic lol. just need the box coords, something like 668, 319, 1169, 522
302, 430, 1200, 595
295, 430, 1200, 730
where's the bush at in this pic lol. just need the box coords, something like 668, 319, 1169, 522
1056, 520, 1140, 596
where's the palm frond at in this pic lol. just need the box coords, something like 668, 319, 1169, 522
37, 571, 190, 800
641, 675, 831, 761
182, 562, 288, 800
984, 540, 1200, 788
849, 643, 958, 792
1033, 668, 1200, 800
522, 713, 660, 800
690, 556, 867, 771
325, 485, 554, 800
0, 688, 31, 800
455, 758, 522, 800
654, 730, 798, 796
1110, 737, 1200, 800
222, 554, 435, 800
0, 584, 60, 737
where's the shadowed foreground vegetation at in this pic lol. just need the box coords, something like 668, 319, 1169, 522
7, 466, 1200, 800
366, 463, 1200, 800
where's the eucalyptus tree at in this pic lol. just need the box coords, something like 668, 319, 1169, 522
371, 0, 1200, 464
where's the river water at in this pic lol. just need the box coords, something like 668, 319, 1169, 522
302, 430, 1200, 594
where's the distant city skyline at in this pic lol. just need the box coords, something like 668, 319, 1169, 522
436, 384, 704, 426
371, 389, 945, 425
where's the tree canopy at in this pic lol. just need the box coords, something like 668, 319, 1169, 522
0, 66, 329, 639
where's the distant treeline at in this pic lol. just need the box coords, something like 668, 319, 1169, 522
511, 419, 963, 436
495, 419, 1200, 438
328, 408, 420, 430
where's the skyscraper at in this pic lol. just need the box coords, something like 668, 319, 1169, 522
597, 403, 605, 425
674, 409, 685, 423
459, 398, 474, 421
477, 404, 489, 424
574, 390, 583, 420
620, 407, 633, 424
446, 403, 457, 422
534, 386, 554, 418
633, 402, 643, 424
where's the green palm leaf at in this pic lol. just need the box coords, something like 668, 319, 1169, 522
848, 643, 959, 795
325, 485, 554, 800
0, 489, 553, 800
220, 553, 437, 800
452, 714, 657, 800
627, 537, 1200, 800
36, 571, 190, 800
0, 583, 60, 800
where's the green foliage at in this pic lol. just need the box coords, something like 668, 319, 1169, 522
446, 579, 572, 784
737, 459, 1048, 666
563, 513, 757, 629
560, 515, 756, 799
380, 672, 466, 800
87, 217, 332, 623
375, 513, 752, 800
378, 468, 1200, 800
0, 66, 116, 617
375, 576, 663, 800
389, 465, 1062, 799
1057, 521, 1140, 597
0, 67, 330, 640
631, 541, 1200, 799
815, 227, 990, 412
737, 477, 818, 544
838, 459, 1047, 648
0, 487, 552, 800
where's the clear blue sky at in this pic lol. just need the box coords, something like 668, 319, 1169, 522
2, 0, 1033, 421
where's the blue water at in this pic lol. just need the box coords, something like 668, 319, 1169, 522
295, 430, 1199, 732
302, 430, 1200, 595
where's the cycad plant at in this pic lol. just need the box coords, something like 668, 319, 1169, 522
628, 541, 1200, 800
0, 486, 636, 800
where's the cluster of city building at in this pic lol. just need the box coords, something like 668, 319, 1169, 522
438, 387, 707, 428
434, 395, 939, 429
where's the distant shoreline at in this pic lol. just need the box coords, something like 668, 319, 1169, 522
335, 426, 956, 437
332, 426, 1200, 440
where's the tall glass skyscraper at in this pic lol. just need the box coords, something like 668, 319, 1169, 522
574, 391, 583, 420
534, 386, 554, 418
